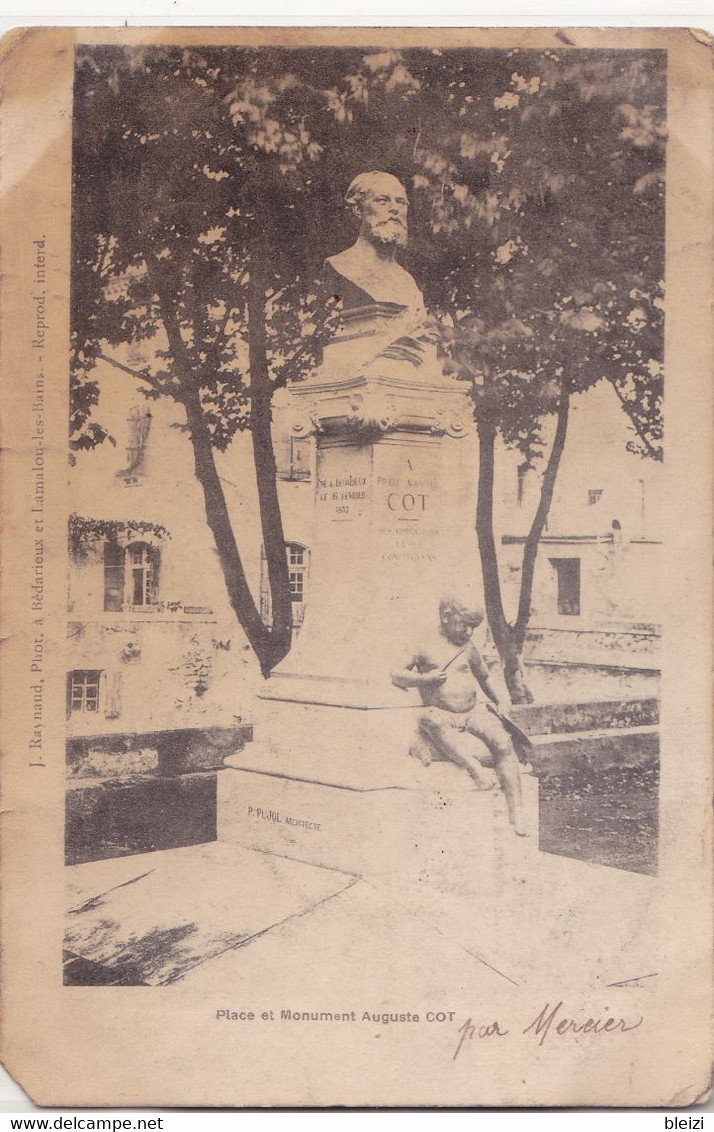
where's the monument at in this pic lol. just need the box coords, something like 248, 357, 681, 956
264, 171, 478, 705
219, 172, 538, 874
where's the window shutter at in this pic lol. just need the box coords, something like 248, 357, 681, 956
104, 542, 125, 611
105, 671, 122, 719
147, 544, 160, 604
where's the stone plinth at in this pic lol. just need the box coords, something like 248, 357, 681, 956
218, 699, 537, 876
218, 749, 539, 879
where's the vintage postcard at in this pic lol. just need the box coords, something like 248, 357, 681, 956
0, 26, 712, 1108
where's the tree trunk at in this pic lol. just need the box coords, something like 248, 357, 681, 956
475, 386, 570, 704
181, 383, 274, 671
513, 385, 570, 652
246, 274, 293, 670
150, 259, 287, 677
498, 635, 534, 704
475, 419, 533, 703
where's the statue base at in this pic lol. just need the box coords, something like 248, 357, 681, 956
270, 343, 478, 698
217, 698, 539, 878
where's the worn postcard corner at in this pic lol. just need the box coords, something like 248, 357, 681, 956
0, 24, 712, 1109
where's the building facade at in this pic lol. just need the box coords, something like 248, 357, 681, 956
68, 354, 662, 760
495, 381, 663, 670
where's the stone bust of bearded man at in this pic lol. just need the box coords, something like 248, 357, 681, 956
324, 170, 428, 343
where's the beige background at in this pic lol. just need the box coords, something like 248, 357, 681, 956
0, 26, 712, 1107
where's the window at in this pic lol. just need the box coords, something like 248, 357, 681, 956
516, 463, 528, 507
118, 404, 152, 484
288, 544, 306, 603
289, 437, 311, 481
550, 557, 581, 616
127, 542, 158, 607
260, 543, 309, 628
103, 541, 160, 612
68, 670, 102, 713
278, 436, 312, 482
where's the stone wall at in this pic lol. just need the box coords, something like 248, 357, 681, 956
65, 724, 252, 864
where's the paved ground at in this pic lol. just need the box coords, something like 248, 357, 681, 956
65, 841, 357, 985
65, 831, 659, 992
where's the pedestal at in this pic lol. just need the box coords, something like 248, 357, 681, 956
217, 714, 540, 880
218, 307, 534, 884
267, 306, 479, 707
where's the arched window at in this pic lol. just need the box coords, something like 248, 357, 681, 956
126, 542, 159, 607
103, 541, 160, 612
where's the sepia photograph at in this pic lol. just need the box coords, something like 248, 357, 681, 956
1, 26, 711, 1108
64, 39, 665, 983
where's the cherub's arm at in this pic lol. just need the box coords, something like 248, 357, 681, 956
391, 653, 446, 692
469, 646, 500, 704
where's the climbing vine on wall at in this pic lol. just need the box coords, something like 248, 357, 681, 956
69, 513, 170, 559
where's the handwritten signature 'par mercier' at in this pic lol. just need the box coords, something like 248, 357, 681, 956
453, 1001, 644, 1060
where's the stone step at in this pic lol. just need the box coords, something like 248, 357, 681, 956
231, 699, 660, 790
511, 697, 659, 735
528, 724, 659, 776
216, 698, 658, 878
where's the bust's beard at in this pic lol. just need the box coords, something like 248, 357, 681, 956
365, 220, 408, 249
